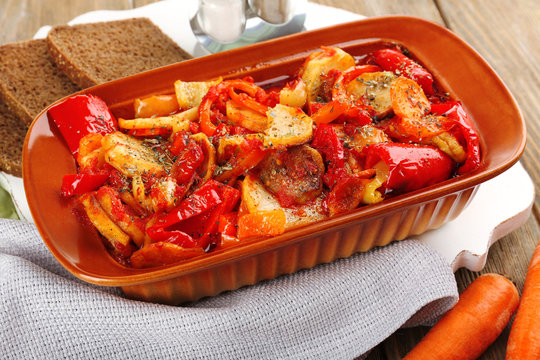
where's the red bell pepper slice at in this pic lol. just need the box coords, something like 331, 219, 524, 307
362, 142, 454, 195
194, 183, 240, 250
311, 124, 347, 188
168, 131, 189, 157
127, 127, 171, 138
168, 181, 241, 250
48, 94, 118, 156
60, 173, 109, 197
218, 212, 239, 237
199, 82, 229, 136
431, 101, 481, 175
372, 48, 435, 95
227, 79, 269, 115
214, 137, 267, 183
229, 88, 268, 115
217, 212, 241, 249
199, 79, 269, 136
170, 140, 204, 184
145, 227, 198, 248
325, 175, 371, 216
149, 179, 223, 231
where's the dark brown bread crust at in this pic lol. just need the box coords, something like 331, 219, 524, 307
47, 18, 193, 89
0, 100, 28, 177
0, 39, 80, 125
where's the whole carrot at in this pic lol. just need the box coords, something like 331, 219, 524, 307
404, 273, 519, 360
506, 239, 540, 359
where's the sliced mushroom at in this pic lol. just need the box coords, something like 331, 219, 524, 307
258, 145, 325, 207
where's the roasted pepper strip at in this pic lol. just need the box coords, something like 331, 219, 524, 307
362, 142, 454, 195
134, 94, 179, 118
149, 180, 223, 231
170, 139, 204, 184
218, 212, 241, 249
310, 66, 382, 125
214, 137, 267, 183
311, 124, 347, 188
431, 101, 481, 175
146, 226, 198, 248
127, 127, 172, 138
193, 183, 241, 250
218, 212, 239, 237
199, 82, 229, 136
158, 180, 240, 250
325, 175, 371, 217
61, 173, 109, 197
228, 81, 268, 115
199, 79, 269, 136
372, 48, 435, 95
48, 94, 118, 156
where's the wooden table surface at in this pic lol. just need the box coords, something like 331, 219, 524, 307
1, 0, 538, 358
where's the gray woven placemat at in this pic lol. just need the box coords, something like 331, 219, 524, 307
0, 218, 457, 359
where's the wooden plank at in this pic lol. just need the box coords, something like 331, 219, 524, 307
133, 0, 157, 7
438, 0, 540, 210
0, 0, 132, 45
310, 0, 445, 26
433, 0, 540, 359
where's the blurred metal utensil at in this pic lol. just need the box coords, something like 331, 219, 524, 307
190, 0, 307, 53
248, 0, 298, 24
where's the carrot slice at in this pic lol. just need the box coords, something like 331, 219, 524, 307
506, 239, 540, 360
404, 273, 519, 360
237, 209, 286, 239
390, 76, 430, 120
384, 115, 448, 143
310, 100, 348, 124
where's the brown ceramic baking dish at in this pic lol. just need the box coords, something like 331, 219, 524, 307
23, 16, 525, 304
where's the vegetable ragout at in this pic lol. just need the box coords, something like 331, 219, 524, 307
50, 45, 481, 268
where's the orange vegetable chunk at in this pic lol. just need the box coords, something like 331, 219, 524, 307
237, 209, 286, 239
134, 94, 179, 118
390, 76, 430, 120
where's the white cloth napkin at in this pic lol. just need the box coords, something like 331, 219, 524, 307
0, 218, 457, 359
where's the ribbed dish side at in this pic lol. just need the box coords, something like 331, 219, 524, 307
122, 186, 478, 304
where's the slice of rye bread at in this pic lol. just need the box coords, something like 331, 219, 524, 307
0, 100, 28, 177
0, 39, 80, 126
47, 17, 193, 89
